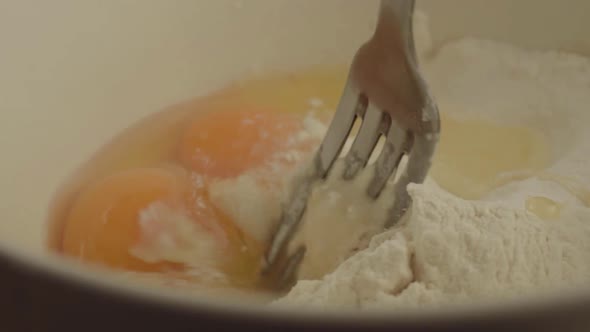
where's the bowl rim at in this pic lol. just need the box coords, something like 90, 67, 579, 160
3, 238, 590, 328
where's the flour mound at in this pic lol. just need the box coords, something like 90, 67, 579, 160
276, 183, 590, 309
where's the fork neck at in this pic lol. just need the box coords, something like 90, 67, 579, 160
375, 0, 417, 61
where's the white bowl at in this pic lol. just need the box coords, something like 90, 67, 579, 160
0, 0, 588, 330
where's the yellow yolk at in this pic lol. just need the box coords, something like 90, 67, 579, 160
178, 108, 309, 178
60, 109, 314, 287
61, 166, 264, 286
62, 168, 189, 271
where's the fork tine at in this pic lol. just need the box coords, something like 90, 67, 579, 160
264, 79, 365, 269
314, 79, 367, 179
342, 104, 386, 180
385, 133, 437, 227
276, 245, 306, 290
367, 120, 411, 199
264, 181, 310, 268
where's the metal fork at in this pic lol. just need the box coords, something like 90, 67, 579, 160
263, 0, 440, 289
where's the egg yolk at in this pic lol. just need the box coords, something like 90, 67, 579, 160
62, 167, 190, 271
61, 165, 263, 284
178, 108, 306, 178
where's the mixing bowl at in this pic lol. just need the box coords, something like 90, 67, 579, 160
0, 0, 589, 330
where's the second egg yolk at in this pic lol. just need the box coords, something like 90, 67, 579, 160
178, 108, 306, 178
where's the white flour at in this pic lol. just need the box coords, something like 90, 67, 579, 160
273, 18, 590, 309
277, 182, 590, 309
